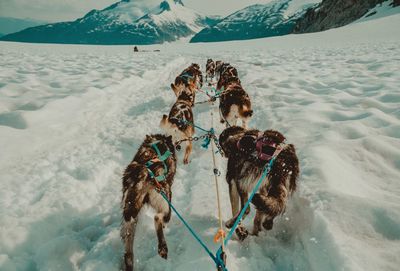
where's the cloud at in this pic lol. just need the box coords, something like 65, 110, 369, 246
0, 0, 116, 22
184, 0, 273, 16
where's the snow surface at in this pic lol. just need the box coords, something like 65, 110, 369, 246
1, 12, 400, 271
283, 0, 321, 18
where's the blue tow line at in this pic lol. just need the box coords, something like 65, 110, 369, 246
216, 158, 275, 262
157, 157, 275, 271
148, 130, 276, 270
159, 191, 226, 269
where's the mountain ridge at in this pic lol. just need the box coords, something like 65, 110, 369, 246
190, 0, 320, 43
0, 0, 219, 45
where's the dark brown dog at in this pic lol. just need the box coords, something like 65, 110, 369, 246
219, 126, 299, 241
206, 58, 216, 82
171, 63, 203, 98
214, 60, 224, 81
121, 134, 177, 271
160, 88, 195, 164
216, 64, 239, 91
215, 63, 253, 128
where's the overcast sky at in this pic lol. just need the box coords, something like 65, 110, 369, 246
0, 0, 272, 22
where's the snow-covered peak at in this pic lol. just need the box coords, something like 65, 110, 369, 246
283, 0, 321, 18
143, 0, 206, 32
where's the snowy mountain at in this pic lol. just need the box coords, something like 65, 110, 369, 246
293, 0, 399, 33
190, 0, 321, 43
0, 0, 220, 45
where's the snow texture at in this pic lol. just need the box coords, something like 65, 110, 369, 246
0, 12, 400, 271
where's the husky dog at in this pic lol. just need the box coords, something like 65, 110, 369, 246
216, 64, 239, 91
121, 134, 177, 271
171, 63, 203, 98
219, 126, 299, 241
215, 64, 252, 128
160, 88, 195, 164
214, 60, 224, 81
206, 58, 216, 82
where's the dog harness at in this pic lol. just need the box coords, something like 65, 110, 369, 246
237, 133, 284, 161
145, 141, 172, 183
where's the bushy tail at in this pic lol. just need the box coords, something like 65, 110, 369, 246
287, 144, 299, 194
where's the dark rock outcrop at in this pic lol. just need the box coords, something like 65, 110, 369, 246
293, 0, 386, 33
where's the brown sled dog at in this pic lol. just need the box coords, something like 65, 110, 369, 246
206, 58, 216, 82
216, 64, 253, 128
160, 88, 195, 164
171, 63, 203, 98
219, 126, 299, 241
121, 134, 177, 271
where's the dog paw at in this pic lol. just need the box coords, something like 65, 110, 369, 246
236, 226, 249, 241
158, 243, 168, 259
225, 218, 235, 229
183, 158, 190, 165
251, 228, 260, 236
262, 219, 273, 231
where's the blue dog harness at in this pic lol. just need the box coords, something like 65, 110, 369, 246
145, 141, 172, 183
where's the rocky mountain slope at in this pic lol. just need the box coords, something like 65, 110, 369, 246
293, 0, 396, 33
190, 0, 320, 43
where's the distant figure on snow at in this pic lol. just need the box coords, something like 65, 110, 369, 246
133, 46, 139, 52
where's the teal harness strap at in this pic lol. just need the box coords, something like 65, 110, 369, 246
215, 157, 276, 263
145, 141, 172, 182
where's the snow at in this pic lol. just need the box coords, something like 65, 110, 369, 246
1, 12, 400, 271
357, 0, 400, 23
283, 0, 321, 18
148, 1, 206, 33
102, 0, 161, 25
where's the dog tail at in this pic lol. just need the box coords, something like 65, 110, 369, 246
160, 114, 168, 129
287, 144, 300, 194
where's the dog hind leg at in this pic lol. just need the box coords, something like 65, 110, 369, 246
183, 140, 192, 164
252, 211, 264, 236
155, 213, 168, 259
121, 218, 138, 271
149, 190, 171, 259
229, 181, 239, 217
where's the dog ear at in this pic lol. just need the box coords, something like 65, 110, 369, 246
171, 83, 179, 96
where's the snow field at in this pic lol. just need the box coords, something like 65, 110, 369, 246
1, 12, 400, 271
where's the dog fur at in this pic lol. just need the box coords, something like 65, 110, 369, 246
206, 58, 216, 82
121, 134, 177, 271
160, 88, 195, 164
218, 126, 299, 241
216, 63, 253, 128
171, 63, 203, 98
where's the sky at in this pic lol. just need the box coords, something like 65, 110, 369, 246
0, 0, 272, 22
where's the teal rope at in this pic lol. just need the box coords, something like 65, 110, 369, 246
158, 191, 226, 269
215, 158, 276, 261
